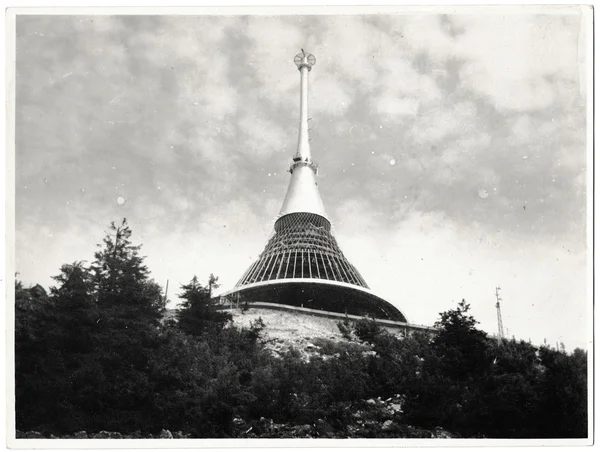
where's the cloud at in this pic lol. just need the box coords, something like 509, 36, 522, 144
237, 110, 288, 157
392, 15, 458, 62
375, 97, 420, 117
451, 14, 583, 111
310, 72, 353, 116
243, 17, 305, 106
410, 101, 478, 145
372, 13, 585, 112
14, 13, 589, 350
311, 16, 383, 92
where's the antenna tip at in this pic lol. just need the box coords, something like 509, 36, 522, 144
294, 51, 316, 69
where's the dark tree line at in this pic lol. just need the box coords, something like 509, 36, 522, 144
14, 220, 588, 438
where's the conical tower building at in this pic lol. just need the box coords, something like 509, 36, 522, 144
224, 51, 407, 322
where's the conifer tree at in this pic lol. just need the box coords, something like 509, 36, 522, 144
15, 278, 55, 431
15, 264, 96, 432
90, 218, 165, 325
432, 299, 489, 380
47, 261, 97, 355
78, 219, 165, 432
177, 275, 232, 336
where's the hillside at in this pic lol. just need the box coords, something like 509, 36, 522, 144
229, 307, 346, 353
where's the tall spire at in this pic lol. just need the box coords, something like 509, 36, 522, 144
294, 49, 315, 161
279, 50, 326, 218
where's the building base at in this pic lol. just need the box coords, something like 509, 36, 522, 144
222, 280, 407, 322
222, 301, 434, 339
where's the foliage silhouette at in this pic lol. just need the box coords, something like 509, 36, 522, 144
176, 276, 232, 336
14, 224, 588, 439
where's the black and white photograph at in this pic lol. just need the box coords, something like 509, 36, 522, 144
6, 5, 593, 447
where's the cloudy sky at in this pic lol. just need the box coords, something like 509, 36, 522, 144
14, 9, 591, 350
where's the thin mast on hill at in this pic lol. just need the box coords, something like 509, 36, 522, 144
495, 286, 505, 343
